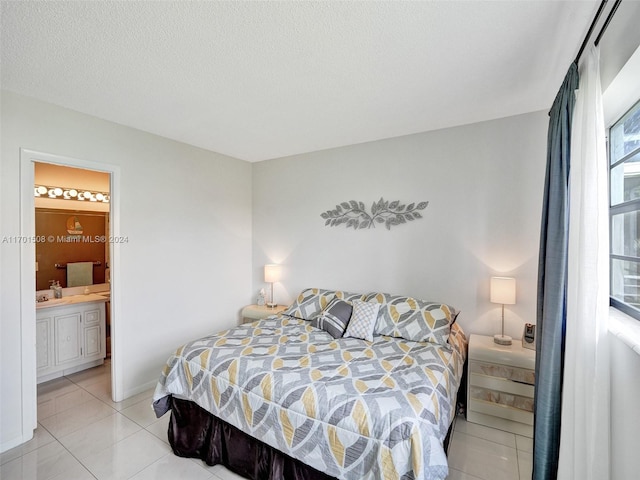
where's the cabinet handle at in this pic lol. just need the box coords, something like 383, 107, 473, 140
66, 336, 71, 341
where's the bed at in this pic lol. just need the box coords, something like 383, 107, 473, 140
153, 288, 467, 480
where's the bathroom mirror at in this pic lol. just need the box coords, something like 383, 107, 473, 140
35, 208, 109, 291
34, 162, 111, 292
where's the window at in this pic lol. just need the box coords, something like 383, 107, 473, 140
610, 99, 640, 320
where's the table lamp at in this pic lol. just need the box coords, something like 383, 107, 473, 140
490, 276, 516, 345
264, 264, 281, 308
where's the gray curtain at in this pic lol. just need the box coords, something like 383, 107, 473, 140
533, 63, 579, 480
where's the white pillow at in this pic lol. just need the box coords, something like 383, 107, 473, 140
343, 300, 380, 342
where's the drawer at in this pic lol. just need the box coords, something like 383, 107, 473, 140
470, 371, 535, 398
470, 360, 535, 385
469, 385, 534, 413
84, 309, 101, 325
469, 397, 534, 426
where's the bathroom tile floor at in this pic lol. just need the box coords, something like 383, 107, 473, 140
1, 361, 533, 480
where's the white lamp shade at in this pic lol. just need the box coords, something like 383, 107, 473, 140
490, 277, 516, 305
264, 264, 281, 283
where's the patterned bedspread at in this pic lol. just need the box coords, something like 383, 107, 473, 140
153, 314, 467, 480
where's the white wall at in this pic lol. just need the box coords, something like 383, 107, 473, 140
252, 111, 548, 338
609, 324, 640, 480
0, 91, 253, 450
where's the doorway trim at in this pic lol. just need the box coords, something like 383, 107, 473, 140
19, 149, 123, 438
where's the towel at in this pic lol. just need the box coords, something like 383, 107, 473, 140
67, 262, 93, 287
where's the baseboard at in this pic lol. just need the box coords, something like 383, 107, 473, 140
123, 379, 157, 399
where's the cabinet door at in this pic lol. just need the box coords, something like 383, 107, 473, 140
36, 316, 52, 371
55, 313, 81, 364
84, 325, 102, 358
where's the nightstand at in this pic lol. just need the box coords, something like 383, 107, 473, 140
467, 334, 536, 437
241, 304, 287, 323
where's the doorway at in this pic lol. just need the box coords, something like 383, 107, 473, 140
35, 163, 112, 366
19, 149, 123, 442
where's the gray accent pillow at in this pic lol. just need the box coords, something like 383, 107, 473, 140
312, 298, 353, 338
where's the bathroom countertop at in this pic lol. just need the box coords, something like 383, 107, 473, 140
36, 293, 109, 310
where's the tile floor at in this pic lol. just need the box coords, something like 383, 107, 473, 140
1, 361, 532, 480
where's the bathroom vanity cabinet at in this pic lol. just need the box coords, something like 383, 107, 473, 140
36, 296, 107, 383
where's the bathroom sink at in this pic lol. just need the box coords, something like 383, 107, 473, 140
36, 298, 70, 308
36, 293, 109, 309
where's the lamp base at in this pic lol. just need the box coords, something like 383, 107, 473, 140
266, 302, 277, 309
494, 334, 513, 346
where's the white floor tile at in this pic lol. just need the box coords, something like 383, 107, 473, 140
455, 418, 517, 448
113, 387, 155, 411
448, 431, 519, 480
37, 377, 79, 402
37, 387, 96, 421
518, 450, 532, 480
129, 452, 215, 479
446, 467, 484, 479
48, 462, 96, 480
515, 434, 533, 453
121, 397, 159, 427
82, 378, 113, 402
58, 412, 142, 461
0, 441, 90, 480
66, 363, 110, 388
146, 414, 171, 444
0, 425, 56, 466
206, 464, 248, 480
84, 381, 154, 412
39, 397, 115, 438
81, 429, 171, 480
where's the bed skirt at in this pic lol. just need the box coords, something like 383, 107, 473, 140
167, 396, 335, 480
165, 396, 456, 480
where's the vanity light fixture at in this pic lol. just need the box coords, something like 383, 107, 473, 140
490, 276, 516, 346
264, 264, 282, 309
34, 185, 109, 203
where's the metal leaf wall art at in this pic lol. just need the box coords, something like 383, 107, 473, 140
321, 198, 428, 230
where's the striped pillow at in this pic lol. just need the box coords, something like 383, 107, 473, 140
312, 298, 353, 338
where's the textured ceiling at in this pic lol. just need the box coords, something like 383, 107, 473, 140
1, 1, 597, 162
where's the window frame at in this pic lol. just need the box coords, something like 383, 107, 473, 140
609, 99, 640, 321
